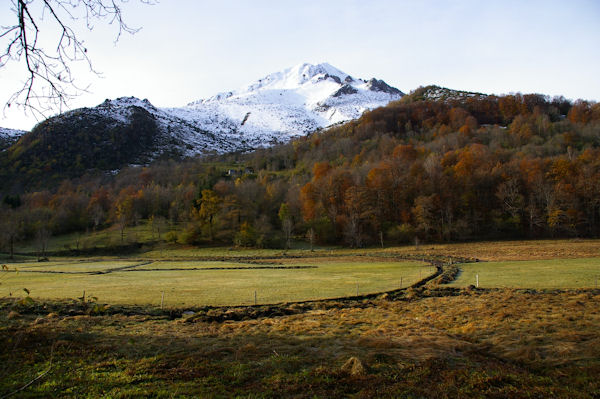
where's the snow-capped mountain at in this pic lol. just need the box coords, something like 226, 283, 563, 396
2, 63, 404, 158
168, 63, 404, 153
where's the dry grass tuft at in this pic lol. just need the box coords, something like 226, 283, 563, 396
7, 310, 20, 319
341, 356, 368, 376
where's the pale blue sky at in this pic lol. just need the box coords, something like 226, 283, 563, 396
1, 0, 599, 130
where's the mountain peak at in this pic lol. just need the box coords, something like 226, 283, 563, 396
197, 62, 402, 104
101, 96, 157, 111
365, 78, 404, 95
290, 62, 349, 83
240, 62, 351, 92
179, 63, 404, 150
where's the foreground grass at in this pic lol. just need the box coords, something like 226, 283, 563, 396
2, 240, 600, 397
2, 289, 599, 398
449, 258, 600, 289
0, 258, 431, 307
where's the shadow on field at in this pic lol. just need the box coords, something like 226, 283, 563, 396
2, 289, 600, 398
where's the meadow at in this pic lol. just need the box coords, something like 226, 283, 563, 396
0, 257, 432, 307
2, 239, 600, 397
450, 257, 600, 289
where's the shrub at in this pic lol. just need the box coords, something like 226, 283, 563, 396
387, 223, 415, 244
165, 230, 178, 243
234, 222, 257, 247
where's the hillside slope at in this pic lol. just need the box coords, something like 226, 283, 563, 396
0, 63, 404, 190
0, 101, 180, 191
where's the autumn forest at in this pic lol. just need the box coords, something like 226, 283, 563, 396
2, 86, 600, 254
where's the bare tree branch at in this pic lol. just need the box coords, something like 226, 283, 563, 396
1, 0, 154, 120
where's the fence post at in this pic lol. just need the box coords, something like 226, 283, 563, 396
476, 274, 479, 288
254, 290, 257, 305
161, 291, 165, 309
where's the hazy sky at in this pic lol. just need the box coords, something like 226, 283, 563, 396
1, 0, 599, 130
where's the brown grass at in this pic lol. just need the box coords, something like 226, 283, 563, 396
382, 238, 600, 261
3, 239, 600, 397
2, 288, 600, 397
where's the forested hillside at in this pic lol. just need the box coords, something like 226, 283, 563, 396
2, 87, 600, 251
0, 104, 182, 193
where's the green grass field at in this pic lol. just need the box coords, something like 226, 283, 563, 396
449, 257, 600, 289
13, 222, 341, 256
0, 258, 431, 306
140, 246, 340, 259
8, 260, 146, 273
13, 221, 170, 253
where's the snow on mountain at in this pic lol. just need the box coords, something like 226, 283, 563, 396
93, 96, 248, 155
0, 127, 26, 140
0, 127, 26, 151
91, 63, 405, 156
166, 62, 404, 154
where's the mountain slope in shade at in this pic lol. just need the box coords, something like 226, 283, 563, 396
0, 101, 173, 192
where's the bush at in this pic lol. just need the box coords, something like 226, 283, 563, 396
234, 222, 257, 247
387, 223, 415, 244
165, 230, 178, 243
179, 222, 204, 245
